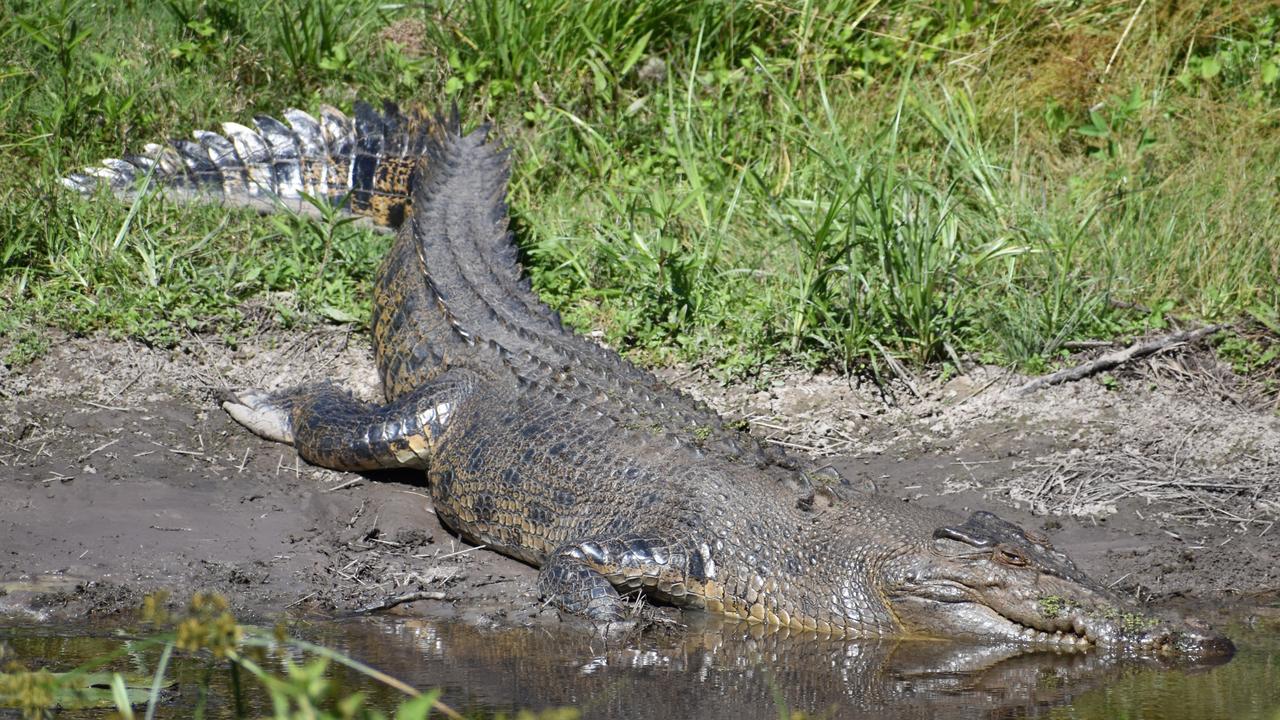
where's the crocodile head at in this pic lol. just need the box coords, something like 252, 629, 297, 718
881, 510, 1234, 659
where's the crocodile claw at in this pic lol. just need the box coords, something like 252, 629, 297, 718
221, 388, 295, 444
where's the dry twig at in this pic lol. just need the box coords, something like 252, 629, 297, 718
1009, 324, 1227, 397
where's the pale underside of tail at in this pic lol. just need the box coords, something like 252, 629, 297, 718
61, 101, 447, 229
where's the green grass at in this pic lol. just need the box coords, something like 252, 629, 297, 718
1, 0, 1278, 377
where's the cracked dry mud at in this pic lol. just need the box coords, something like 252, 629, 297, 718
1, 326, 1277, 627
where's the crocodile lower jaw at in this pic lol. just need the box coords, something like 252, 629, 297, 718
1005, 616, 1093, 648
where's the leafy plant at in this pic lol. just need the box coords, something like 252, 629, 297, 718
0, 592, 577, 719
274, 0, 384, 92
1074, 87, 1156, 163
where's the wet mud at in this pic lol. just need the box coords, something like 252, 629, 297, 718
1, 327, 1277, 629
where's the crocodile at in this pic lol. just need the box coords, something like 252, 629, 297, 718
66, 102, 1234, 657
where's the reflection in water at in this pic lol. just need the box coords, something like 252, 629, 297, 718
1, 615, 1277, 719
323, 616, 1266, 720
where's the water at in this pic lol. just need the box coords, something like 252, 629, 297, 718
3, 613, 1278, 719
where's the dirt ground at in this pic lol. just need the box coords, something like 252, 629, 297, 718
1, 325, 1277, 629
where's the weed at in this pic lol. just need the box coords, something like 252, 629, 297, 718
1, 592, 578, 719
1038, 596, 1071, 620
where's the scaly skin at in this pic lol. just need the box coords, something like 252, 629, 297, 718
70, 103, 1234, 658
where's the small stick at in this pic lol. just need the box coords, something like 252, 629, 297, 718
83, 400, 133, 412
765, 438, 835, 454
1062, 340, 1116, 350
1104, 0, 1149, 78
870, 338, 920, 399
1108, 573, 1132, 588
354, 591, 448, 615
77, 437, 120, 463
1009, 324, 1227, 397
321, 477, 363, 494
432, 545, 487, 561
347, 498, 367, 527
104, 368, 147, 404
285, 592, 318, 609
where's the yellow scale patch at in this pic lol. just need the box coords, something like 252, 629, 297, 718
681, 578, 848, 637
299, 158, 328, 198
366, 157, 416, 226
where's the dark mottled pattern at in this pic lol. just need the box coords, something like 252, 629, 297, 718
68, 103, 1235, 655
243, 124, 1064, 637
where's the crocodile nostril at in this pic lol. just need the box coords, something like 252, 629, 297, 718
1023, 528, 1052, 547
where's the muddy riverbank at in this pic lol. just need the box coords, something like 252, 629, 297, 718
2, 327, 1277, 626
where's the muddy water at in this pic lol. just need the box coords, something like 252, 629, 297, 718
2, 616, 1277, 719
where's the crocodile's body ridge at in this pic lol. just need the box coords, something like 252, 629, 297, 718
68, 103, 1233, 657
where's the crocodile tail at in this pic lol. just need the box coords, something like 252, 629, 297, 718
61, 101, 441, 229
396, 121, 792, 470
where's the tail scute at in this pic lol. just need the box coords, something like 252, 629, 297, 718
220, 121, 273, 196
253, 115, 303, 198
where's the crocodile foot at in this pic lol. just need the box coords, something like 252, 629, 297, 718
220, 388, 296, 444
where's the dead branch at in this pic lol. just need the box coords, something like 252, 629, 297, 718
354, 590, 448, 614
1010, 324, 1227, 397
1061, 340, 1116, 350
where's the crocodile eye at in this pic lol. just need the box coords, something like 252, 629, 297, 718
993, 544, 1028, 567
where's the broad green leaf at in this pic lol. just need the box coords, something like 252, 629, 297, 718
1261, 61, 1278, 85
319, 304, 359, 323
395, 690, 441, 720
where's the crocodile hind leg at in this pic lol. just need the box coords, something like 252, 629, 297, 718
221, 369, 479, 472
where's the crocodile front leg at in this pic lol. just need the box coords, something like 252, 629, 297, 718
538, 535, 697, 624
538, 548, 628, 623
221, 369, 479, 472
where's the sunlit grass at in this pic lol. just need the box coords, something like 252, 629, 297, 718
1, 0, 1277, 375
